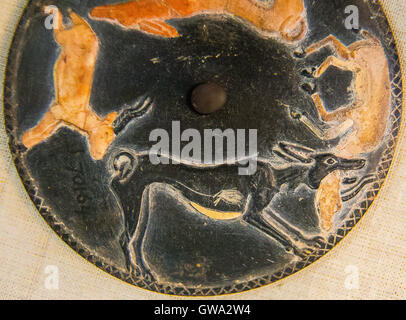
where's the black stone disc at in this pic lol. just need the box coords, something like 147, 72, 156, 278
3, 0, 402, 296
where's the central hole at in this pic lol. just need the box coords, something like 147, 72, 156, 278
191, 83, 227, 115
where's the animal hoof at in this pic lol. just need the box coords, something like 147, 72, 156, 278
301, 67, 317, 78
143, 270, 156, 283
294, 47, 307, 59
300, 235, 326, 249
294, 247, 312, 258
311, 236, 326, 248
301, 82, 317, 95
127, 264, 141, 277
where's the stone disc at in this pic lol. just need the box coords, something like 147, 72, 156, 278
3, 0, 402, 296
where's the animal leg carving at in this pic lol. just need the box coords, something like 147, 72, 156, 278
84, 111, 118, 159
321, 118, 354, 141
306, 35, 351, 59
138, 20, 180, 38
243, 212, 298, 255
244, 211, 319, 257
304, 94, 354, 140
295, 110, 353, 141
313, 56, 355, 78
242, 199, 310, 257
129, 185, 156, 281
119, 229, 135, 274
265, 211, 325, 248
21, 108, 62, 149
311, 93, 344, 123
87, 124, 117, 160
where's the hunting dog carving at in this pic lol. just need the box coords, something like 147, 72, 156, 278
109, 138, 365, 279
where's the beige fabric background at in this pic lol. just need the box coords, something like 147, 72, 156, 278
0, 0, 404, 300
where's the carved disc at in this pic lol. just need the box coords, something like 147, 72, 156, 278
4, 0, 402, 295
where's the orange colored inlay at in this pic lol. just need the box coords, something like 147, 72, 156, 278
304, 32, 391, 230
191, 202, 241, 220
90, 0, 307, 41
22, 8, 117, 160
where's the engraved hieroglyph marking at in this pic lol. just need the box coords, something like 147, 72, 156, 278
21, 8, 118, 160
302, 31, 391, 230
90, 0, 307, 42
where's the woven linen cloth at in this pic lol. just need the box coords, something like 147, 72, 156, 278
0, 0, 404, 300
